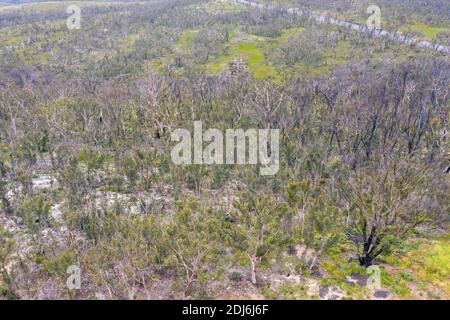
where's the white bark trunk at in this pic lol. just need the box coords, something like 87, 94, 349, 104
250, 258, 257, 285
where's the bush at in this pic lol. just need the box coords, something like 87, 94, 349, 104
16, 195, 52, 233
228, 271, 243, 282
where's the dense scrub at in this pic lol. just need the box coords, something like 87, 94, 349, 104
0, 0, 448, 299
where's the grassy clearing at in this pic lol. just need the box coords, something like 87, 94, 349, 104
205, 28, 304, 81
205, 41, 281, 81
261, 27, 305, 43
399, 237, 449, 296
381, 235, 450, 299
399, 23, 449, 40
175, 29, 198, 50
311, 234, 449, 299
292, 39, 352, 77
193, 0, 246, 13
158, 27, 286, 81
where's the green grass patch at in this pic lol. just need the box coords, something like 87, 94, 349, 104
399, 23, 449, 40
205, 27, 305, 81
381, 235, 449, 299
381, 271, 410, 297
206, 41, 280, 81
258, 27, 305, 44
175, 29, 198, 50
422, 241, 450, 278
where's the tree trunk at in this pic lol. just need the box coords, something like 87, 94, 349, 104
250, 258, 257, 285
359, 255, 372, 267
309, 249, 323, 270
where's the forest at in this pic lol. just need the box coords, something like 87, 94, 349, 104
0, 0, 448, 300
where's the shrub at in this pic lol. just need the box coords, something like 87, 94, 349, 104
228, 271, 243, 282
